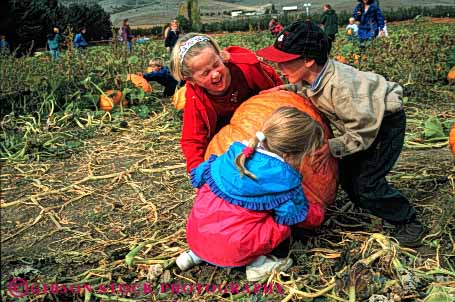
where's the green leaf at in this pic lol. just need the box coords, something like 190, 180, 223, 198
136, 88, 145, 100
127, 56, 139, 65
125, 242, 146, 267
441, 118, 455, 134
134, 105, 150, 119
424, 285, 454, 302
65, 140, 82, 149
424, 116, 445, 139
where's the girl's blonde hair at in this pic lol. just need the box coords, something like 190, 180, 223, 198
169, 33, 224, 81
235, 107, 325, 179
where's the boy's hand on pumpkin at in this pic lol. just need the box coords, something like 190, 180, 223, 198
312, 144, 331, 174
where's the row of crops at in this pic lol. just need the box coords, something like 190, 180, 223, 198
0, 21, 454, 162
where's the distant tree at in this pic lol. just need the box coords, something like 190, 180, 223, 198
0, 0, 111, 56
271, 4, 277, 14
191, 0, 201, 25
1, 0, 62, 55
175, 15, 191, 32
178, 2, 187, 18
61, 3, 111, 41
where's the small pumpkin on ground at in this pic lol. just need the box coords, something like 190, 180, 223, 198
172, 86, 187, 110
127, 74, 152, 93
334, 55, 348, 64
449, 123, 455, 155
99, 90, 128, 111
448, 66, 455, 82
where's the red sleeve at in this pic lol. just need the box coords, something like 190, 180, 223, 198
261, 62, 284, 89
295, 202, 325, 229
181, 99, 209, 174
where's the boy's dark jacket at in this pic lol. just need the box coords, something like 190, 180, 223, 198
143, 66, 178, 96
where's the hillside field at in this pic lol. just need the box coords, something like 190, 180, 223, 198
61, 0, 455, 26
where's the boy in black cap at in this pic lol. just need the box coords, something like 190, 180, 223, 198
257, 20, 426, 247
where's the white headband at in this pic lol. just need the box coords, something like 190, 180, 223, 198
179, 36, 210, 64
256, 132, 266, 142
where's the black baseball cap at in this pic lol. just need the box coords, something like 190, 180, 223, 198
257, 20, 328, 63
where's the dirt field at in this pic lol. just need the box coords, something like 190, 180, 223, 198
1, 82, 454, 300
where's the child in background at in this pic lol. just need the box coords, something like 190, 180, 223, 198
47, 27, 63, 61
141, 58, 179, 97
73, 27, 88, 50
379, 20, 389, 37
268, 18, 284, 36
169, 33, 282, 174
176, 107, 326, 281
0, 35, 9, 54
346, 17, 359, 40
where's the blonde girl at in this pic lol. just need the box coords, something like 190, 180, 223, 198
170, 33, 283, 173
177, 107, 327, 282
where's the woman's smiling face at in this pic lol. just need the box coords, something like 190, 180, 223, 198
185, 47, 231, 95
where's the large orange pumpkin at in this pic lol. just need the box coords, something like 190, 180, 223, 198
449, 123, 455, 155
205, 91, 339, 207
172, 86, 186, 110
99, 90, 128, 111
127, 74, 152, 93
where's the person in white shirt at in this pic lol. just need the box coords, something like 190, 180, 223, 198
379, 20, 389, 37
346, 17, 359, 41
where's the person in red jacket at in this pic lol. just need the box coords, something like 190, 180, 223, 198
175, 107, 326, 281
170, 33, 283, 173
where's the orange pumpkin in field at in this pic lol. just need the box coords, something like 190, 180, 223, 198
205, 91, 339, 207
334, 55, 348, 64
449, 123, 455, 155
99, 90, 128, 111
448, 66, 455, 82
172, 86, 187, 110
127, 74, 152, 93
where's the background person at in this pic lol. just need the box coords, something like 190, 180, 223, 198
320, 4, 338, 55
165, 20, 180, 54
0, 35, 9, 54
268, 18, 284, 36
139, 58, 179, 97
73, 27, 88, 51
346, 17, 359, 41
47, 27, 63, 61
121, 19, 133, 53
353, 0, 385, 43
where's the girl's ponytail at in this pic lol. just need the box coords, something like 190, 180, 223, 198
235, 132, 266, 179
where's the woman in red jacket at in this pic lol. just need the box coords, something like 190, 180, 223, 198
170, 33, 283, 173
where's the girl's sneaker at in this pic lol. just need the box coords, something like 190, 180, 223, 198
176, 250, 202, 271
246, 255, 293, 281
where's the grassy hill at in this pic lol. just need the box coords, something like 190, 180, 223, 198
60, 0, 455, 27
